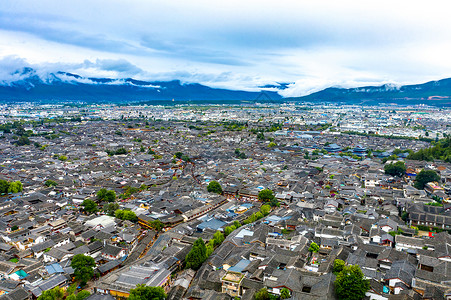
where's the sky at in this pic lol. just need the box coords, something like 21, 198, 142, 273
1, 0, 451, 97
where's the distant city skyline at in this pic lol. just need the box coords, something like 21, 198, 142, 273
1, 0, 451, 97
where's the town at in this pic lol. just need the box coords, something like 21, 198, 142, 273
0, 103, 450, 300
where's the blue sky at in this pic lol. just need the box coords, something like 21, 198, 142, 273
1, 0, 451, 96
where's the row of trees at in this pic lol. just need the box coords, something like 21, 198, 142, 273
0, 180, 23, 194
383, 161, 442, 191
37, 285, 90, 300
243, 204, 271, 225
224, 220, 241, 236
407, 137, 451, 162
186, 218, 247, 270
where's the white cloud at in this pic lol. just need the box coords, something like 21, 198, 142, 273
1, 1, 451, 96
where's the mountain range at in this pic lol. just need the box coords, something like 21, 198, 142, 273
0, 68, 282, 104
1, 68, 451, 106
288, 78, 451, 106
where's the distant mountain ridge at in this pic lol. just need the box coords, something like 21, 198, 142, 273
2, 67, 451, 106
287, 78, 451, 106
0, 68, 282, 103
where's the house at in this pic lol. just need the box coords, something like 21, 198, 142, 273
43, 248, 72, 263
221, 271, 244, 297
96, 264, 171, 297
324, 200, 339, 213
29, 274, 69, 298
30, 240, 55, 258
0, 287, 32, 300
365, 279, 389, 300
395, 235, 425, 252
85, 216, 116, 231
101, 244, 126, 261
378, 218, 398, 233
197, 218, 226, 232
384, 260, 416, 294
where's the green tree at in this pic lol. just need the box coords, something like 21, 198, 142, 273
213, 230, 225, 246
233, 220, 241, 228
66, 290, 90, 300
104, 202, 119, 216
97, 188, 107, 200
401, 211, 409, 222
97, 188, 116, 202
185, 238, 207, 270
7, 181, 23, 193
45, 179, 58, 187
16, 135, 31, 146
71, 254, 96, 285
58, 155, 68, 161
308, 242, 319, 253
382, 154, 398, 164
206, 239, 215, 257
224, 225, 236, 236
334, 265, 370, 300
269, 198, 280, 207
258, 189, 275, 202
280, 288, 291, 299
37, 287, 64, 300
115, 209, 137, 222
104, 190, 116, 202
207, 181, 223, 194
384, 161, 406, 177
254, 288, 270, 300
129, 284, 166, 300
115, 209, 124, 219
332, 259, 345, 275
268, 142, 277, 147
81, 199, 98, 214
260, 204, 271, 216
123, 210, 138, 222
150, 220, 164, 232
0, 180, 10, 194
66, 284, 77, 297
414, 169, 441, 190
116, 147, 127, 155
